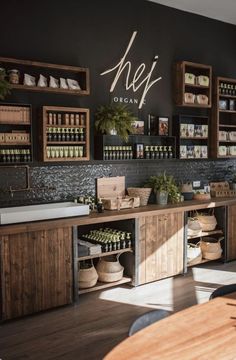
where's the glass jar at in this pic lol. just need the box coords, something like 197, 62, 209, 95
8, 69, 20, 84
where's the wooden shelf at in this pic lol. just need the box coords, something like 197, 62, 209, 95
10, 84, 89, 96
41, 106, 90, 162
219, 94, 236, 99
174, 61, 212, 108
187, 229, 223, 240
0, 121, 30, 126
78, 248, 132, 261
47, 141, 86, 145
185, 84, 209, 89
219, 109, 236, 114
0, 142, 31, 146
219, 124, 236, 128
211, 76, 236, 158
78, 276, 132, 294
180, 137, 208, 140
179, 103, 211, 108
0, 56, 90, 96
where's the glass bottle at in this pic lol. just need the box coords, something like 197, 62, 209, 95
70, 128, 75, 142
129, 146, 133, 159
145, 145, 150, 159
57, 128, 61, 142
154, 145, 159, 159
61, 128, 66, 142
159, 146, 164, 159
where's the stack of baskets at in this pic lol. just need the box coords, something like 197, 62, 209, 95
127, 187, 152, 206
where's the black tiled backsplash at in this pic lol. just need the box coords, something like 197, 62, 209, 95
0, 159, 235, 207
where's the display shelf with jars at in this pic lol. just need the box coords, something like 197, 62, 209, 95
0, 103, 32, 164
174, 61, 212, 108
76, 220, 135, 295
0, 56, 90, 96
40, 106, 90, 162
173, 114, 209, 159
211, 77, 236, 158
94, 135, 176, 161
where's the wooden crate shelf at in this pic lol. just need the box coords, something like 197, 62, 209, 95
0, 56, 90, 96
41, 106, 90, 162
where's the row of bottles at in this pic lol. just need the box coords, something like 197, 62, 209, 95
103, 145, 174, 160
47, 127, 85, 142
0, 148, 31, 162
46, 145, 84, 159
219, 82, 236, 96
103, 146, 133, 160
82, 228, 132, 252
144, 145, 174, 159
47, 111, 86, 126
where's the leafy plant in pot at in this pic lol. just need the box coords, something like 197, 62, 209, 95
145, 172, 180, 205
94, 103, 137, 142
0, 68, 11, 100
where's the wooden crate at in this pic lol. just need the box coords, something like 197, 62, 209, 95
210, 181, 236, 197
96, 176, 140, 210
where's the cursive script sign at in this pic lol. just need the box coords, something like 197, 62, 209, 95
100, 31, 162, 109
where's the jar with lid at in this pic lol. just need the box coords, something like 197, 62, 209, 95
8, 69, 20, 84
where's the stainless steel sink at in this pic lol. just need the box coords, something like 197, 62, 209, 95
0, 202, 90, 225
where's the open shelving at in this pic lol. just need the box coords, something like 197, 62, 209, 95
0, 56, 90, 96
40, 106, 90, 162
174, 61, 212, 108
173, 114, 209, 159
0, 103, 32, 164
211, 76, 236, 158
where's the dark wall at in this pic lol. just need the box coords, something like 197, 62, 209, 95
0, 0, 236, 206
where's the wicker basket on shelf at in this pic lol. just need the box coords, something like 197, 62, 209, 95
96, 254, 124, 283
78, 260, 98, 289
127, 187, 152, 206
200, 237, 223, 260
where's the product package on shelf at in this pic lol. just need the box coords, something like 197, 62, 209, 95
96, 176, 140, 210
210, 181, 236, 197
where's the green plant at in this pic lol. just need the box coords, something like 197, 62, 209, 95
145, 172, 180, 203
94, 103, 137, 142
0, 68, 11, 100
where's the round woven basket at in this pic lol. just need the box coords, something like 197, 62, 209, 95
78, 263, 98, 289
196, 214, 217, 231
200, 237, 223, 260
127, 187, 152, 206
96, 255, 124, 283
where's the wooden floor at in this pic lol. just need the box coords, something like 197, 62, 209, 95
1, 260, 236, 360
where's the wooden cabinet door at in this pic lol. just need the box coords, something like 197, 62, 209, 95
137, 212, 184, 285
0, 226, 73, 320
227, 204, 236, 261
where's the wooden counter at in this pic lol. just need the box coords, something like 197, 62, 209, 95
1, 197, 236, 235
1, 197, 236, 320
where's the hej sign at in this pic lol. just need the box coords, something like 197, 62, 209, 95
100, 31, 162, 109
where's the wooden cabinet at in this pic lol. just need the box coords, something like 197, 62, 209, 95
211, 76, 236, 158
0, 103, 32, 164
173, 114, 209, 159
41, 106, 90, 162
94, 135, 176, 160
174, 61, 212, 108
137, 212, 184, 285
0, 56, 90, 96
227, 204, 236, 261
0, 226, 73, 320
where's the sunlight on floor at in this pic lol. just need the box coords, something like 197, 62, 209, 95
98, 263, 236, 311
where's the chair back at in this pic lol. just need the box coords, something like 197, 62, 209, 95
128, 309, 169, 336
210, 284, 236, 300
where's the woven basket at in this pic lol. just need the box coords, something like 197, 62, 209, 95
78, 261, 98, 289
200, 237, 223, 260
195, 213, 217, 231
127, 187, 152, 206
96, 255, 124, 283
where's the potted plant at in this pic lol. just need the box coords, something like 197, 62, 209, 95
145, 172, 180, 205
0, 68, 11, 100
94, 103, 137, 142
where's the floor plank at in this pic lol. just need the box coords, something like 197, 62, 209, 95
1, 260, 236, 360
